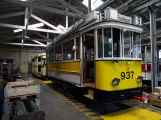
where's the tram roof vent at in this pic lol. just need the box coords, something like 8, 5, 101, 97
103, 7, 142, 26
85, 11, 100, 23
103, 7, 118, 21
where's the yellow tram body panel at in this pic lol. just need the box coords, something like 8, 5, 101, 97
47, 61, 80, 73
96, 60, 142, 91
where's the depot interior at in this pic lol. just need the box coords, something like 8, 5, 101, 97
0, 0, 161, 120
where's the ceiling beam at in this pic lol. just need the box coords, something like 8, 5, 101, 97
25, 36, 46, 46
0, 42, 46, 47
123, 0, 161, 15
143, 17, 161, 25
33, 32, 52, 41
23, 0, 34, 48
0, 36, 52, 42
57, 0, 85, 17
32, 40, 46, 46
31, 14, 62, 32
0, 11, 25, 19
0, 23, 64, 34
4, 0, 81, 18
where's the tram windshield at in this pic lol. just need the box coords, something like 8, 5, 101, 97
97, 27, 141, 59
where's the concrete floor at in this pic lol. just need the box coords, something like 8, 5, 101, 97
38, 79, 90, 120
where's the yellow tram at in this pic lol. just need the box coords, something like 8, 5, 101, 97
46, 7, 143, 102
32, 53, 46, 78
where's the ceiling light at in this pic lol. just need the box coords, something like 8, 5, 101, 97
14, 29, 23, 33
20, 0, 27, 1
14, 23, 44, 33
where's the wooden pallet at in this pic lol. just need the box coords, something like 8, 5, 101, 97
4, 80, 40, 98
3, 98, 40, 113
4, 93, 40, 103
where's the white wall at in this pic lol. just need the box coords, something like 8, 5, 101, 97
0, 48, 43, 68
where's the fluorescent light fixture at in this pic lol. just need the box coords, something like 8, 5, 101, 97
20, 0, 27, 1
82, 0, 103, 10
14, 23, 44, 33
14, 29, 23, 33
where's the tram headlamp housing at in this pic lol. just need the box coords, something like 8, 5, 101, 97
137, 76, 143, 83
112, 78, 120, 86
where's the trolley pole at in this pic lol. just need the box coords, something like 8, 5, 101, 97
148, 5, 158, 92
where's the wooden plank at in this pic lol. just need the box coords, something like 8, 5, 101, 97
4, 93, 40, 102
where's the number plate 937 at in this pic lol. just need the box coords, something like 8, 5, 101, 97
121, 71, 134, 80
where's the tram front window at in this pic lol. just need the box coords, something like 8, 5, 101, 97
123, 30, 131, 57
132, 32, 141, 58
98, 27, 141, 59
104, 28, 112, 57
112, 28, 120, 57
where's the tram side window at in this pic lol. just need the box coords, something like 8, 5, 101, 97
49, 48, 55, 62
132, 32, 141, 58
113, 28, 120, 57
123, 30, 131, 57
76, 37, 80, 59
55, 45, 62, 61
63, 40, 74, 60
98, 29, 103, 58
104, 28, 112, 57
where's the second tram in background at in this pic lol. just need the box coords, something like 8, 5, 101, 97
142, 45, 161, 91
32, 53, 46, 79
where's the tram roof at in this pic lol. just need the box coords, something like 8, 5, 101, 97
50, 7, 143, 47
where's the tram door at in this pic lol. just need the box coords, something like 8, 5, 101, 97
83, 30, 95, 87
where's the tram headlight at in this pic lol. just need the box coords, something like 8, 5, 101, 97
137, 76, 143, 83
112, 78, 120, 86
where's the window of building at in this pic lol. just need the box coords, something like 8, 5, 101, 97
55, 45, 62, 61
63, 40, 74, 60
76, 37, 80, 59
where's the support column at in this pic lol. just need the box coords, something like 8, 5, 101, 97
88, 0, 91, 13
66, 8, 68, 29
148, 5, 158, 92
66, 16, 68, 29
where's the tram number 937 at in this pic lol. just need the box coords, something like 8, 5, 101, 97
121, 71, 134, 80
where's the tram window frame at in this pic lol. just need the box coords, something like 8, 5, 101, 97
55, 45, 62, 61
97, 28, 103, 58
122, 29, 132, 58
96, 27, 141, 59
132, 32, 141, 58
76, 36, 80, 59
63, 39, 74, 60
48, 47, 55, 63
103, 27, 113, 58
